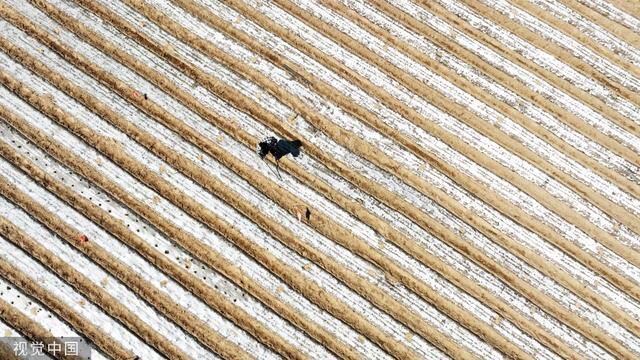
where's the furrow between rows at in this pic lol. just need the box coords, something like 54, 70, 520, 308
604, 0, 640, 21
0, 225, 160, 360
0, 6, 396, 358
324, 1, 631, 222
222, 0, 640, 240
0, 210, 186, 360
227, 0, 640, 310
484, 0, 640, 103
579, 0, 640, 34
536, 0, 640, 59
364, 1, 634, 176
3, 0, 639, 357
91, 0, 577, 357
250, 0, 640, 256
27, 0, 482, 356
276, 0, 640, 264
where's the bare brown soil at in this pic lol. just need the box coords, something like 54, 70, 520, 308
0, 215, 142, 360
0, 85, 360, 360
0, 295, 83, 360
0, 136, 250, 360
452, 0, 640, 134
47, 0, 640, 358
0, 52, 422, 360
21, 1, 582, 358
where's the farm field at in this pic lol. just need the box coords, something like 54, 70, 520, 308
0, 0, 639, 358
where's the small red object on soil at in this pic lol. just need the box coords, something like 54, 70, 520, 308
79, 234, 88, 243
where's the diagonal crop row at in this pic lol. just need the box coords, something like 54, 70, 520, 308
0, 50, 422, 360
56, 0, 640, 356
20, 0, 588, 358
316, 0, 640, 228
508, 0, 640, 82
62, 0, 640, 351
264, 0, 640, 267
0, 214, 154, 360
0, 287, 87, 360
0, 83, 361, 360
0, 126, 253, 360
451, 0, 640, 133
472, 0, 640, 105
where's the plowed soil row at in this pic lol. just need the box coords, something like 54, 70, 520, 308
0, 215, 148, 360
0, 118, 251, 360
0, 81, 360, 360
557, 0, 640, 48
34, 1, 530, 357
106, 0, 640, 322
28, 1, 581, 358
0, 294, 82, 360
0, 42, 423, 360
453, 0, 640, 133
510, 0, 640, 79
368, 0, 640, 179
63, 0, 640, 350
267, 0, 640, 259
318, 0, 640, 227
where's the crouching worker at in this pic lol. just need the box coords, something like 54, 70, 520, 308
257, 136, 302, 179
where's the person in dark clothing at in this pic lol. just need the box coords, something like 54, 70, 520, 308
258, 136, 302, 160
258, 136, 277, 159
257, 136, 302, 180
